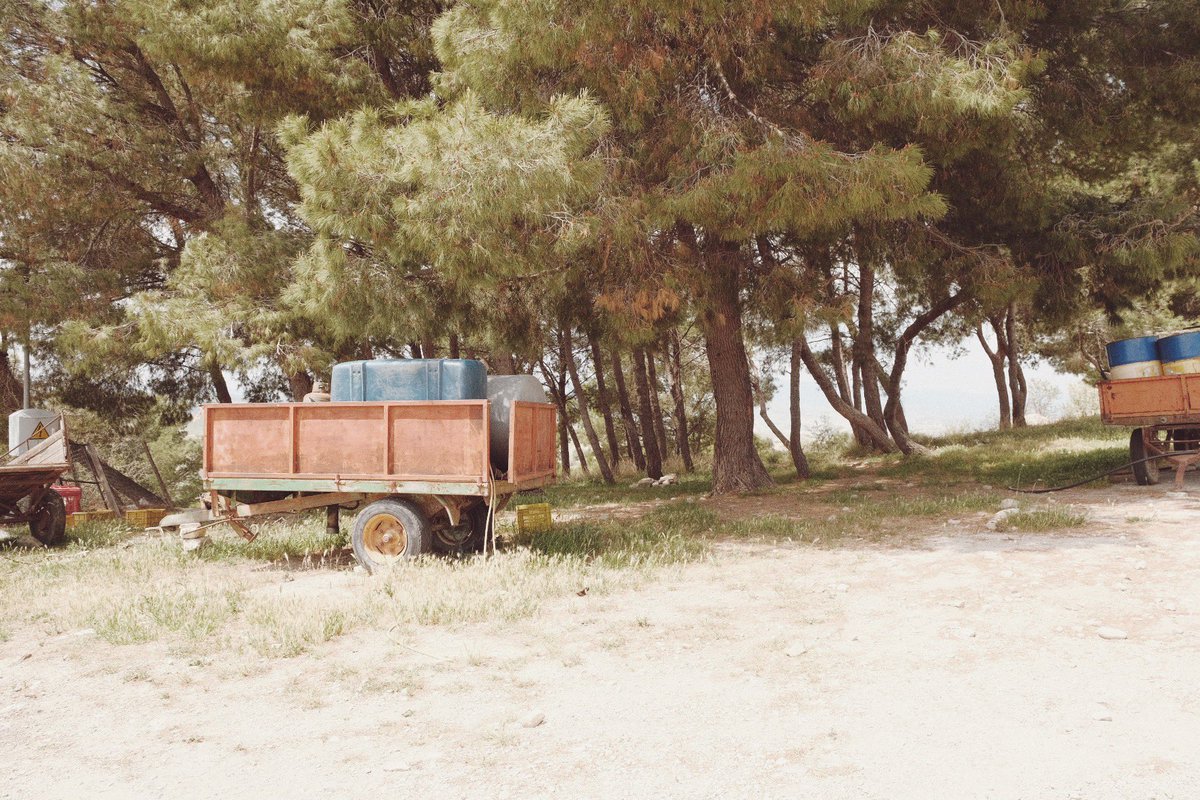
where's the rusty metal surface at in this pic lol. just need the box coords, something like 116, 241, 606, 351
506, 401, 557, 485
1099, 375, 1200, 426
204, 400, 492, 484
0, 421, 70, 518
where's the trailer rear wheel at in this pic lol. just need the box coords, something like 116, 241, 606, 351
432, 503, 491, 555
352, 498, 429, 573
1130, 428, 1161, 486
29, 490, 67, 546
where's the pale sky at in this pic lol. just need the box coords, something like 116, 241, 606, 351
761, 336, 1089, 443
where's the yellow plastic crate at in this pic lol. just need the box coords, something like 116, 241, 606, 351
66, 512, 90, 528
515, 502, 552, 535
89, 510, 116, 521
125, 508, 167, 528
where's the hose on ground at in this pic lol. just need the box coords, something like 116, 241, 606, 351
1007, 448, 1200, 494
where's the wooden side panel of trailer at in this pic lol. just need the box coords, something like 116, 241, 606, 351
507, 401, 557, 485
1099, 374, 1200, 426
204, 401, 492, 485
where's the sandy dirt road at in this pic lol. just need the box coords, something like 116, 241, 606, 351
2, 480, 1198, 799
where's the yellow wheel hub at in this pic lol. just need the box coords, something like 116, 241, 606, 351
362, 513, 409, 561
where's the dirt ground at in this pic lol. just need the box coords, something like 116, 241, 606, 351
3, 478, 1199, 799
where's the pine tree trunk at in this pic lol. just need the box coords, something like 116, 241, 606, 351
587, 330, 622, 466
562, 328, 614, 484
209, 364, 233, 403
1006, 303, 1028, 427
797, 333, 896, 452
977, 321, 1012, 430
557, 411, 571, 475
856, 264, 888, 431
666, 331, 695, 472
645, 349, 671, 461
287, 371, 313, 401
567, 419, 591, 476
611, 349, 646, 470
448, 334, 460, 359
631, 347, 664, 479
789, 341, 811, 479
0, 343, 22, 420
880, 291, 967, 455
699, 241, 773, 494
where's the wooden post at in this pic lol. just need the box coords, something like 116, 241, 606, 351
141, 439, 175, 508
85, 444, 122, 515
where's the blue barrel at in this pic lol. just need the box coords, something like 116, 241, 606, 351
330, 359, 488, 402
1106, 336, 1162, 380
1157, 331, 1200, 375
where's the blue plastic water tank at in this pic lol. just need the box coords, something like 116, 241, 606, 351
330, 359, 488, 402
1157, 331, 1200, 375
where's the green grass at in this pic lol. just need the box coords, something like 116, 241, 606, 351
199, 516, 348, 566
880, 417, 1128, 490
0, 418, 1125, 657
995, 507, 1088, 533
539, 472, 712, 508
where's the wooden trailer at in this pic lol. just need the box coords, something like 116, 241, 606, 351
0, 417, 71, 545
201, 399, 556, 571
1098, 374, 1200, 487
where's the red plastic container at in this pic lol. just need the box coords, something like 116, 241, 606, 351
52, 484, 82, 515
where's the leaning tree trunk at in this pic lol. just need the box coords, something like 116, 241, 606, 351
789, 341, 811, 479
1006, 303, 1028, 427
881, 291, 968, 455
209, 363, 233, 404
587, 330, 622, 466
977, 320, 1012, 430
666, 331, 695, 472
797, 333, 896, 452
631, 347, 664, 479
562, 328, 614, 484
699, 241, 773, 494
610, 350, 646, 470
645, 349, 671, 460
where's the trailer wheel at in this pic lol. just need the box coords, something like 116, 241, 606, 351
432, 503, 491, 555
29, 490, 67, 546
1130, 428, 1161, 486
352, 498, 430, 573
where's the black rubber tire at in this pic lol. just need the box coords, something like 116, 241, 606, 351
1130, 428, 1161, 486
29, 490, 67, 546
431, 503, 491, 555
351, 498, 430, 573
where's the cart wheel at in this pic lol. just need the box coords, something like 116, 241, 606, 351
1130, 428, 1161, 486
29, 490, 67, 546
432, 503, 491, 555
351, 498, 430, 573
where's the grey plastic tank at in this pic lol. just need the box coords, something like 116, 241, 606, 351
330, 359, 487, 402
487, 375, 548, 469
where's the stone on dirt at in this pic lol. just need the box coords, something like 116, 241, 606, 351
1097, 627, 1128, 640
635, 477, 655, 487
1000, 498, 1020, 510
784, 642, 808, 658
520, 711, 546, 728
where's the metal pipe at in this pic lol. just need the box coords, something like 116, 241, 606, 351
22, 333, 30, 410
